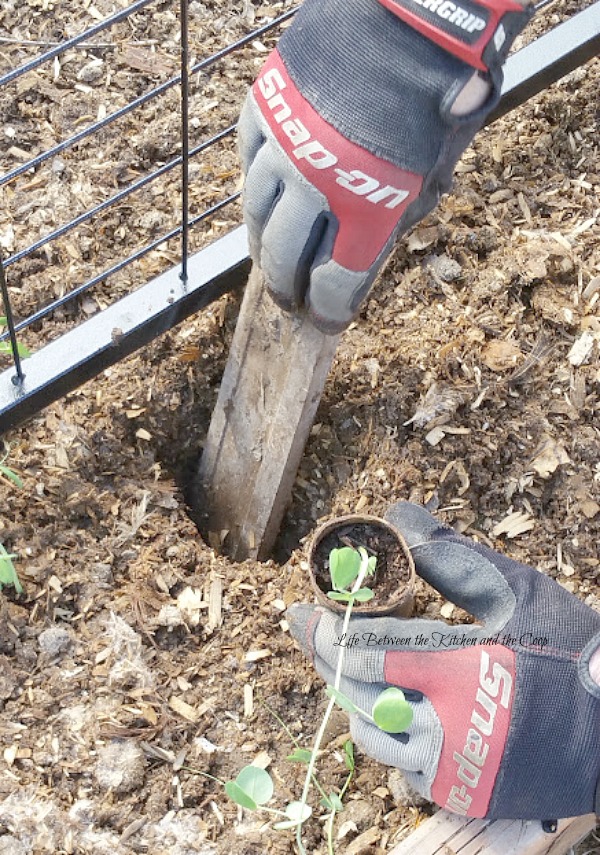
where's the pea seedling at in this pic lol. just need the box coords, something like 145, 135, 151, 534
324, 545, 413, 735
221, 543, 413, 854
0, 446, 23, 593
0, 317, 30, 360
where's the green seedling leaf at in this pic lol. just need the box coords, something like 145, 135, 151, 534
236, 766, 274, 804
343, 740, 355, 772
0, 342, 30, 358
224, 780, 258, 811
287, 748, 313, 764
328, 792, 344, 813
273, 801, 312, 830
372, 687, 413, 733
327, 590, 352, 602
320, 791, 344, 812
351, 587, 374, 602
329, 546, 361, 591
0, 464, 23, 489
225, 765, 273, 810
0, 321, 31, 359
367, 555, 377, 574
0, 544, 23, 594
326, 685, 359, 714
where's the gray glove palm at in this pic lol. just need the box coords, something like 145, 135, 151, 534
288, 503, 600, 820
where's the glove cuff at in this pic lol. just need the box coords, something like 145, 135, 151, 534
376, 0, 534, 72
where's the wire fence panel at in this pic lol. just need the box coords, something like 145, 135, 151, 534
0, 0, 296, 376
0, 0, 599, 434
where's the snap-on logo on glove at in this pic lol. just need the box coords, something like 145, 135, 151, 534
252, 51, 423, 270
257, 68, 410, 210
445, 651, 513, 815
385, 645, 515, 817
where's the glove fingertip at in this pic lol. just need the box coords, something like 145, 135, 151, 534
307, 304, 348, 335
265, 283, 296, 314
384, 501, 445, 547
286, 603, 325, 657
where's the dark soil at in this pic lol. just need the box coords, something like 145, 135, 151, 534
311, 519, 414, 616
0, 0, 598, 853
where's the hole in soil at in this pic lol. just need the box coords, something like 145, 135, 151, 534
176, 446, 320, 564
272, 512, 317, 565
153, 624, 191, 650
175, 447, 209, 535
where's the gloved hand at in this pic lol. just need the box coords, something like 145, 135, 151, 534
238, 0, 534, 333
288, 502, 600, 820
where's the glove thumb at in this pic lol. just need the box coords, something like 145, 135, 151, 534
385, 502, 516, 629
286, 603, 325, 659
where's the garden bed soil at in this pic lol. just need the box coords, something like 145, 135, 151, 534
0, 0, 599, 853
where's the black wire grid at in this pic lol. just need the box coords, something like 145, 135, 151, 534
0, 0, 297, 386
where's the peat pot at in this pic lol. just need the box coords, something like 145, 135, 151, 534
307, 514, 415, 618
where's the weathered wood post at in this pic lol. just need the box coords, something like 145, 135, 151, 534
196, 266, 339, 561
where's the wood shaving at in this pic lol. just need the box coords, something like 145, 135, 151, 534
492, 511, 535, 538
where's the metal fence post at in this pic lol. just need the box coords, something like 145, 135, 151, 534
180, 0, 191, 287
0, 253, 25, 388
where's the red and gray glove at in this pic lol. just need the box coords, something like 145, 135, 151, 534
287, 503, 600, 820
238, 0, 533, 333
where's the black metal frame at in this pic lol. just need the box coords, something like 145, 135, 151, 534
0, 2, 294, 331
1, 1, 599, 435
0, 227, 250, 434
487, 2, 600, 123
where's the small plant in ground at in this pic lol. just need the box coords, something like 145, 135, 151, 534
182, 705, 354, 848
0, 446, 23, 489
223, 544, 413, 854
0, 543, 23, 594
0, 317, 30, 360
0, 445, 24, 593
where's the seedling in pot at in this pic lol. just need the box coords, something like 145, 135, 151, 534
327, 545, 376, 604
223, 543, 413, 854
309, 515, 415, 618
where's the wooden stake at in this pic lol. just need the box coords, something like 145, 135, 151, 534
196, 266, 339, 561
387, 810, 596, 855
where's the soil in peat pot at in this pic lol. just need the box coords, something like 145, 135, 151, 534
311, 519, 414, 612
